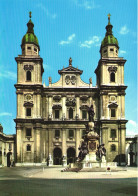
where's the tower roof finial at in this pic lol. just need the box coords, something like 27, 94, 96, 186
29, 11, 32, 19
69, 57, 72, 66
108, 13, 111, 24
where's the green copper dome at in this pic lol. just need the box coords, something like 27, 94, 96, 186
101, 35, 118, 47
21, 12, 40, 50
101, 14, 119, 49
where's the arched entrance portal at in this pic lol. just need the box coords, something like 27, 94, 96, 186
67, 147, 76, 165
7, 152, 12, 167
53, 148, 62, 165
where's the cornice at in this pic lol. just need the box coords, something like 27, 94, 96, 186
15, 56, 43, 63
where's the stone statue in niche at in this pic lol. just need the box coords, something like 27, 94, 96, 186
88, 104, 95, 122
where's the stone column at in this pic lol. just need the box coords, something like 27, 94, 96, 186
76, 96, 80, 119
62, 96, 66, 119
35, 125, 41, 163
62, 129, 67, 156
48, 96, 52, 119
122, 96, 125, 119
16, 124, 23, 163
75, 129, 80, 157
118, 95, 121, 119
17, 93, 23, 118
100, 95, 103, 119
37, 94, 41, 118
120, 127, 126, 164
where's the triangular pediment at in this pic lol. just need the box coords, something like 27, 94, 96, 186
58, 66, 83, 75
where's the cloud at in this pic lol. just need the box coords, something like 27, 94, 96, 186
59, 34, 76, 45
80, 36, 100, 48
36, 4, 57, 19
0, 112, 12, 117
126, 120, 138, 136
119, 50, 126, 54
0, 70, 16, 81
43, 64, 51, 70
74, 0, 100, 10
120, 25, 129, 35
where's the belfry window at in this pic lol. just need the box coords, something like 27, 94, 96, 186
34, 48, 37, 52
110, 72, 115, 82
110, 129, 116, 138
111, 109, 116, 117
69, 108, 73, 119
55, 110, 59, 119
26, 108, 31, 117
26, 128, 31, 137
82, 110, 87, 119
111, 144, 116, 152
26, 71, 31, 81
26, 144, 31, 151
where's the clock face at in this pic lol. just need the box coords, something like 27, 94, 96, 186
26, 94, 32, 101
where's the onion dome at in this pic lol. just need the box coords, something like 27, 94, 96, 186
21, 12, 40, 50
100, 14, 119, 51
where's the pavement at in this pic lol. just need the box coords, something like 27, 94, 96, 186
0, 166, 137, 196
29, 166, 138, 179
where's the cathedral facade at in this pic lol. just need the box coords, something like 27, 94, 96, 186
14, 14, 127, 166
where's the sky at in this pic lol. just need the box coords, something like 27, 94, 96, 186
0, 0, 137, 136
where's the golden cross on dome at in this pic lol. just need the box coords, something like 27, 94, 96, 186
29, 11, 32, 18
108, 13, 111, 23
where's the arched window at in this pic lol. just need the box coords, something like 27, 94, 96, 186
69, 108, 73, 119
26, 71, 31, 81
111, 144, 116, 152
27, 144, 31, 151
110, 72, 115, 82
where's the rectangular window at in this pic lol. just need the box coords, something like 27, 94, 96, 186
34, 48, 37, 52
82, 110, 87, 119
110, 48, 114, 51
55, 110, 59, 119
27, 47, 31, 50
55, 130, 60, 138
26, 128, 31, 137
27, 144, 31, 151
110, 129, 116, 138
26, 108, 31, 116
69, 130, 74, 138
111, 109, 116, 117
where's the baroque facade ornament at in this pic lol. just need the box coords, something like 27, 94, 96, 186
65, 75, 70, 84
24, 64, 34, 71
66, 97, 76, 107
108, 66, 117, 73
65, 75, 76, 85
